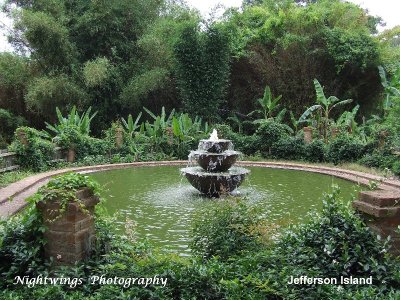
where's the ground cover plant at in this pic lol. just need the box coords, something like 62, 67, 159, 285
0, 174, 399, 299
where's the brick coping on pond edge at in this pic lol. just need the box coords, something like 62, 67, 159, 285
1, 160, 400, 218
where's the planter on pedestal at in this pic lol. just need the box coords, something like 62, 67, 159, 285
36, 188, 100, 265
331, 127, 340, 139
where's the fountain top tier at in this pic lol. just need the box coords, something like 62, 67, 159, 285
197, 129, 233, 153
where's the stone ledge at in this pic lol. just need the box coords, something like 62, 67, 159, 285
353, 201, 400, 218
358, 190, 400, 207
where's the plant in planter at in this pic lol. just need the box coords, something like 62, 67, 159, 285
299, 79, 353, 142
52, 126, 82, 162
46, 106, 97, 162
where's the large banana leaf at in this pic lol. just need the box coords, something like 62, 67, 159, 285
313, 79, 328, 107
330, 99, 353, 112
298, 105, 321, 123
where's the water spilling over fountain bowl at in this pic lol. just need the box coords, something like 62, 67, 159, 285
191, 151, 240, 172
198, 139, 233, 153
181, 167, 250, 197
181, 130, 250, 197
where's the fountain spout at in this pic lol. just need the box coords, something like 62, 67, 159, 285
209, 129, 219, 142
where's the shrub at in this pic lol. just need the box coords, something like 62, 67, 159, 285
391, 160, 400, 177
277, 190, 392, 277
255, 121, 290, 156
75, 136, 109, 160
266, 187, 399, 298
212, 124, 258, 155
232, 134, 258, 156
0, 205, 47, 289
305, 139, 326, 162
191, 198, 263, 260
358, 151, 395, 169
213, 124, 234, 139
9, 127, 55, 171
326, 135, 365, 164
271, 137, 306, 160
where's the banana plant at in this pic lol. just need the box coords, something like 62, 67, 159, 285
143, 106, 175, 132
289, 111, 300, 134
299, 79, 352, 141
378, 66, 400, 114
336, 105, 360, 133
248, 85, 283, 123
45, 106, 97, 136
172, 113, 206, 141
121, 112, 142, 137
227, 114, 243, 133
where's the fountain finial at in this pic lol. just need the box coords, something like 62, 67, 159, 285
209, 129, 219, 142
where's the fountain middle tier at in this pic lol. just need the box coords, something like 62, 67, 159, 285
180, 166, 250, 197
190, 150, 241, 172
198, 139, 233, 153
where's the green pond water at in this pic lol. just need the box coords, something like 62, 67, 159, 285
89, 165, 360, 256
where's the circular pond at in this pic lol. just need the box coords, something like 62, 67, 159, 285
89, 165, 359, 256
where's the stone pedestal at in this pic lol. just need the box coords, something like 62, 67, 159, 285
36, 188, 100, 265
303, 127, 313, 144
378, 130, 389, 149
353, 190, 400, 255
67, 148, 76, 162
115, 127, 124, 148
331, 127, 340, 139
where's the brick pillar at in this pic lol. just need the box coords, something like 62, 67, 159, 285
303, 127, 313, 144
352, 190, 400, 256
36, 188, 100, 265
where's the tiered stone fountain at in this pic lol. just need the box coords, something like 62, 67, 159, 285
181, 129, 250, 197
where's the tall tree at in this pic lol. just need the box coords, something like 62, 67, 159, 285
174, 24, 230, 121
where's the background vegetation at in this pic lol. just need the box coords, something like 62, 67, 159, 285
0, 0, 399, 138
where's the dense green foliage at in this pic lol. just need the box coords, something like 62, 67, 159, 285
1, 177, 399, 299
9, 127, 55, 171
0, 109, 26, 147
